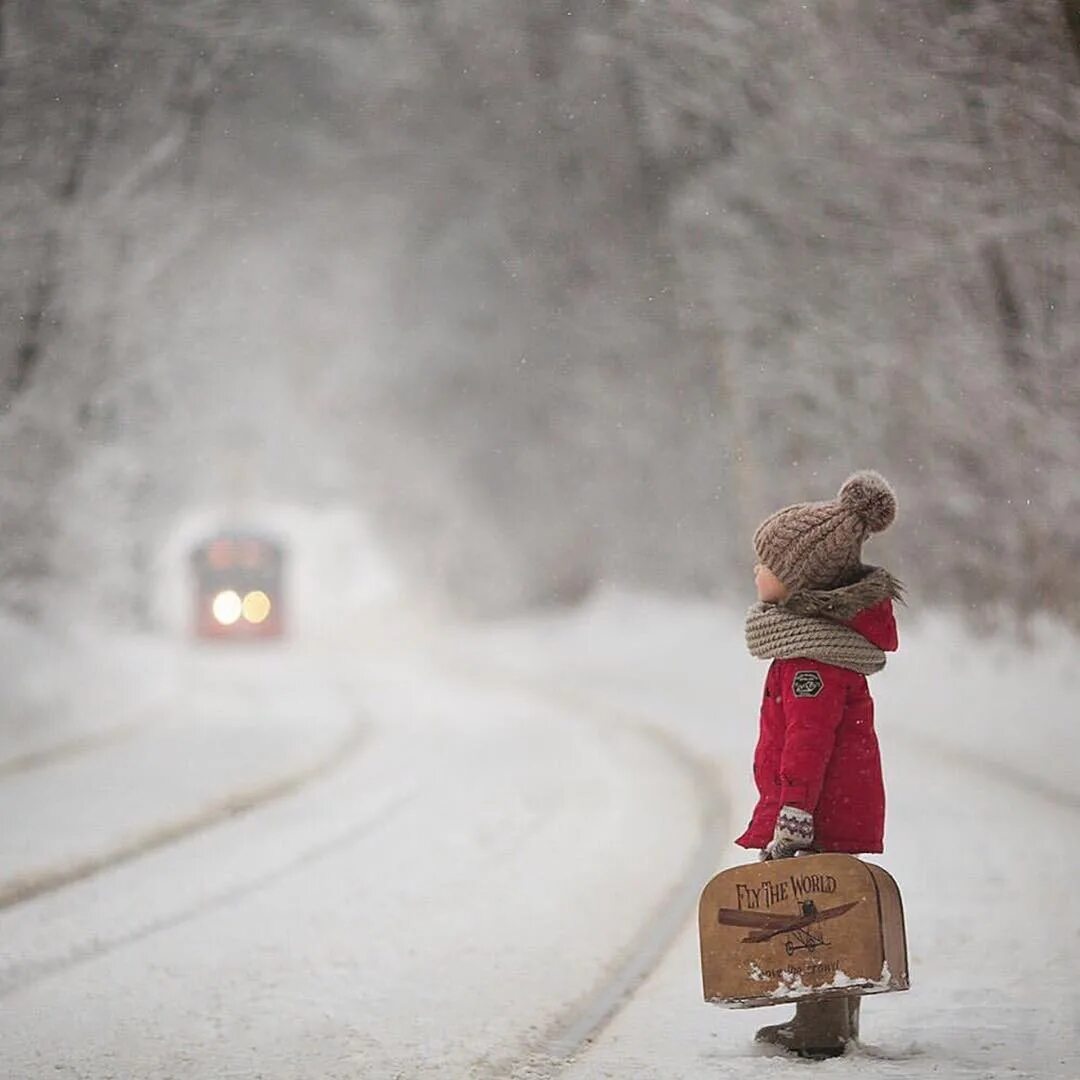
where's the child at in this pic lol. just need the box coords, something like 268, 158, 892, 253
737, 469, 902, 1055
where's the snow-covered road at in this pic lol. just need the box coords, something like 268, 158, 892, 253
1, 595, 1078, 1079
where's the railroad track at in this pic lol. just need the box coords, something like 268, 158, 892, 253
1, 645, 731, 1078
423, 659, 733, 1078
892, 728, 1080, 814
0, 717, 368, 911
0, 721, 144, 781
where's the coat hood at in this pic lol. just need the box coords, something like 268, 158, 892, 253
779, 566, 902, 652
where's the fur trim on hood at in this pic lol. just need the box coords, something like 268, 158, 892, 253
780, 566, 904, 623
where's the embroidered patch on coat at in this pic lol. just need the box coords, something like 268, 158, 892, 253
792, 670, 824, 698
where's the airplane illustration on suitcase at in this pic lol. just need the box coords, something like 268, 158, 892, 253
715, 899, 860, 955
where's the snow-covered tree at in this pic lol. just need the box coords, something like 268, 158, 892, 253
1, 0, 1078, 626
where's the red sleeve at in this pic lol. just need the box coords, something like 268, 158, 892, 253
777, 660, 847, 812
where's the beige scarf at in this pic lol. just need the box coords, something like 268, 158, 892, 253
744, 567, 903, 676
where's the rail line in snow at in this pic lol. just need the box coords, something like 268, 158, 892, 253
893, 729, 1080, 814
0, 721, 144, 781
425, 657, 733, 1079
533, 714, 729, 1069
0, 717, 368, 912
0, 776, 417, 999
1, 650, 725, 1053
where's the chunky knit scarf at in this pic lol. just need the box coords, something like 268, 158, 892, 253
744, 567, 903, 676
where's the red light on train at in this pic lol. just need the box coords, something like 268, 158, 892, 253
207, 540, 234, 570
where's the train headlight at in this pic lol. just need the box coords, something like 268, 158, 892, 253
212, 590, 243, 626
242, 590, 272, 625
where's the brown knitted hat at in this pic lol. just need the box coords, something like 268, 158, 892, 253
753, 470, 898, 592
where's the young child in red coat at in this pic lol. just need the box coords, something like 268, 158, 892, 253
737, 470, 902, 1052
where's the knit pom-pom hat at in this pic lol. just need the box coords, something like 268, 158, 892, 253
753, 470, 898, 592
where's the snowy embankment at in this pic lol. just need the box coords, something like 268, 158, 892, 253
449, 592, 1080, 1079
0, 612, 174, 764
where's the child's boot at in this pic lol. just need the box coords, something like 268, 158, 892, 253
754, 995, 859, 1058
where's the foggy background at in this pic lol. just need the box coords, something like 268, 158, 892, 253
4, 7, 1080, 1078
2, 0, 1079, 626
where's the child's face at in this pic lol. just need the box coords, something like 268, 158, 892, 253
754, 562, 789, 603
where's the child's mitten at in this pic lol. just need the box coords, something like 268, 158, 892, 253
760, 805, 814, 861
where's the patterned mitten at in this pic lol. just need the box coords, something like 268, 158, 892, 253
760, 805, 814, 861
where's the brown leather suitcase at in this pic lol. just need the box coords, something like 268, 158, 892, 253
699, 853, 910, 1008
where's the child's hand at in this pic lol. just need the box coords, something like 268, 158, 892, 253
759, 805, 814, 861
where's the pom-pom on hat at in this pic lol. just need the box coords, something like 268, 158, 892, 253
753, 470, 898, 592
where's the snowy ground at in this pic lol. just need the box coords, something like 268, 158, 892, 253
0, 593, 1077, 1078
459, 595, 1080, 1079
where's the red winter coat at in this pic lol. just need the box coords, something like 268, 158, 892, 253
735, 598, 898, 855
